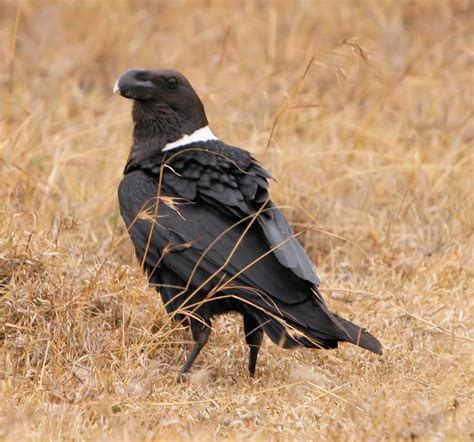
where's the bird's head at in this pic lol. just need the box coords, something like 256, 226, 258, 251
114, 68, 208, 141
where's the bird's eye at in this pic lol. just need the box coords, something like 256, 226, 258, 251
167, 77, 178, 89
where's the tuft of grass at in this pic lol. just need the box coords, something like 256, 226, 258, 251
1, 1, 472, 440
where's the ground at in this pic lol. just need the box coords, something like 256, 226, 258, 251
0, 1, 472, 440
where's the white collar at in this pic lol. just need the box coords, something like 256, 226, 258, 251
162, 126, 218, 152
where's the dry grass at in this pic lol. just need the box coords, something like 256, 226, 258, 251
1, 0, 473, 440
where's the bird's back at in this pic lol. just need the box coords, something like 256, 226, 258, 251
118, 142, 353, 346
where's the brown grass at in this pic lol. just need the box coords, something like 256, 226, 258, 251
1, 0, 473, 440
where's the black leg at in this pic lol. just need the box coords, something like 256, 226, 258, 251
176, 318, 211, 383
244, 315, 263, 377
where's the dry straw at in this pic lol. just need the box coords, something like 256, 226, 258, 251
0, 1, 472, 440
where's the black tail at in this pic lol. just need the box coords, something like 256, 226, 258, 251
333, 314, 383, 355
243, 307, 383, 355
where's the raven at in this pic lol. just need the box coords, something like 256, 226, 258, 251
115, 68, 382, 381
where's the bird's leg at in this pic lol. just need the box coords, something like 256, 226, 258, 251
176, 318, 211, 383
244, 315, 263, 377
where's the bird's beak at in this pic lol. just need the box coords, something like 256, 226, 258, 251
113, 68, 155, 100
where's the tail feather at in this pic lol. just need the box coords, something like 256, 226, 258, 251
250, 309, 341, 350
248, 309, 333, 349
333, 314, 383, 355
245, 307, 383, 355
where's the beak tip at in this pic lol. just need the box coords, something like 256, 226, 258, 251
113, 79, 121, 95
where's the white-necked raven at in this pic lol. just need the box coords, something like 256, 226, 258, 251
115, 68, 382, 381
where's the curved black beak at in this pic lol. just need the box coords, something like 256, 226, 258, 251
114, 68, 155, 100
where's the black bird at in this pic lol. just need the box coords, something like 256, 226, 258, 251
115, 68, 382, 381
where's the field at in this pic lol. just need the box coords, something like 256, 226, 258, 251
1, 0, 473, 440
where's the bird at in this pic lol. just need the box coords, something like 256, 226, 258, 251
114, 68, 382, 382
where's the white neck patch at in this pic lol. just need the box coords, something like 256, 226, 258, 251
162, 126, 218, 152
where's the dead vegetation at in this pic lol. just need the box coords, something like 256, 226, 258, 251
0, 0, 473, 440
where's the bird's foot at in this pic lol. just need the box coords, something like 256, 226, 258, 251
176, 371, 189, 384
